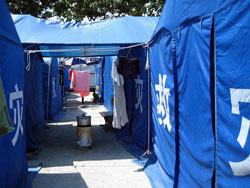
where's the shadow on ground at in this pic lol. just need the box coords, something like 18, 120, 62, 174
28, 92, 149, 188
33, 172, 88, 188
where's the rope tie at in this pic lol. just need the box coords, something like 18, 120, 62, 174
144, 42, 150, 70
26, 51, 34, 71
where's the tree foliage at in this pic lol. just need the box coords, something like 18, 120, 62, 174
7, 0, 165, 21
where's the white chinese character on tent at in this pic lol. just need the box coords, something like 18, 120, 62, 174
135, 75, 143, 114
155, 74, 171, 132
229, 88, 250, 176
9, 84, 24, 147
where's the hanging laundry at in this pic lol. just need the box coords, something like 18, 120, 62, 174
112, 60, 128, 129
0, 77, 14, 136
118, 56, 140, 79
69, 70, 76, 90
74, 70, 90, 97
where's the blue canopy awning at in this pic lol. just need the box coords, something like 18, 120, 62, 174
12, 14, 158, 57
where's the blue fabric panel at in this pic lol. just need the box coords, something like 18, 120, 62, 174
42, 63, 49, 120
63, 68, 70, 91
130, 47, 149, 150
49, 58, 62, 119
116, 47, 151, 151
144, 154, 175, 188
175, 16, 214, 188
0, 0, 28, 186
152, 0, 235, 35
150, 31, 176, 187
103, 56, 115, 112
215, 1, 250, 187
24, 45, 45, 152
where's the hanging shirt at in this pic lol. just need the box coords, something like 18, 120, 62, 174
112, 60, 128, 129
74, 70, 90, 97
69, 70, 76, 90
0, 77, 14, 136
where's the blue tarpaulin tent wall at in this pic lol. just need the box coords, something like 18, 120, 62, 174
149, 0, 250, 187
103, 56, 115, 111
24, 44, 46, 152
42, 58, 62, 120
49, 58, 62, 118
150, 33, 176, 187
117, 47, 150, 151
215, 1, 250, 187
42, 63, 49, 120
0, 0, 28, 187
63, 68, 70, 91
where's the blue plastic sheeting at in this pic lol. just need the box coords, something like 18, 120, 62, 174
103, 56, 115, 111
24, 44, 45, 152
0, 0, 28, 187
63, 68, 70, 91
42, 58, 62, 120
13, 14, 158, 45
215, 1, 250, 187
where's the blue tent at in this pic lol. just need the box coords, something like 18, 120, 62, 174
12, 14, 158, 57
116, 47, 151, 152
42, 58, 62, 120
149, 0, 250, 187
103, 56, 115, 112
0, 0, 28, 187
12, 11, 161, 187
24, 44, 46, 152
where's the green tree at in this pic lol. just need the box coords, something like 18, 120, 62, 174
7, 0, 165, 21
